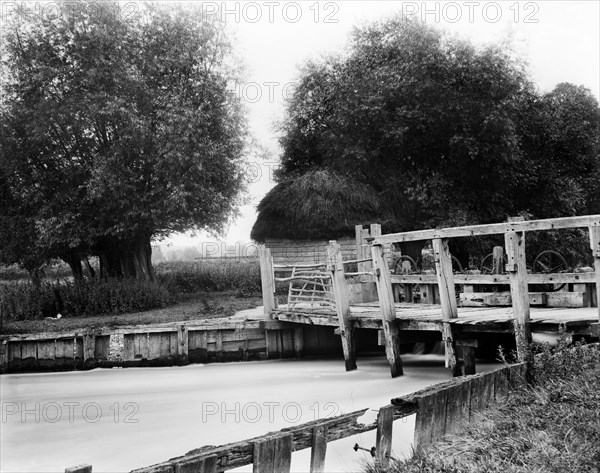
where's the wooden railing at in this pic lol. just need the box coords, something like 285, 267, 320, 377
63, 361, 524, 473
371, 215, 600, 365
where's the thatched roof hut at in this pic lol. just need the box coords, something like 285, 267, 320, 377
251, 169, 390, 242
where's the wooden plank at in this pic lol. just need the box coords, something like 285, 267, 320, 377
309, 426, 328, 473
65, 465, 92, 473
328, 241, 357, 371
259, 245, 276, 316
375, 405, 394, 467
94, 336, 110, 359
55, 339, 73, 359
273, 434, 293, 473
373, 214, 600, 244
492, 367, 509, 400
413, 389, 448, 447
174, 455, 217, 473
22, 341, 37, 359
371, 243, 403, 377
460, 291, 585, 308
505, 231, 531, 361
590, 226, 600, 321
392, 272, 596, 285
433, 238, 459, 374
83, 335, 95, 361
444, 381, 470, 435
253, 434, 292, 473
293, 327, 304, 357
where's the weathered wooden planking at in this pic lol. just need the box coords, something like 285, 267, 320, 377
413, 389, 448, 447
392, 272, 596, 285
94, 335, 111, 359
132, 409, 370, 473
55, 338, 74, 359
148, 332, 178, 359
173, 455, 217, 473
64, 465, 92, 473
444, 380, 471, 435
309, 426, 328, 473
460, 291, 586, 308
123, 333, 149, 360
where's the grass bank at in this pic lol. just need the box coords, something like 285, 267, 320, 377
368, 340, 600, 473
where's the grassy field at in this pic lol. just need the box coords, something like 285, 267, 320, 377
0, 260, 268, 334
367, 340, 600, 473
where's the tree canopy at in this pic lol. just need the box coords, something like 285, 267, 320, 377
256, 16, 600, 245
0, 2, 248, 279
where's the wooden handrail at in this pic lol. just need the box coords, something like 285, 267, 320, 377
372, 214, 600, 245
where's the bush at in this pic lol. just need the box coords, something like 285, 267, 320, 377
0, 278, 175, 321
155, 260, 262, 295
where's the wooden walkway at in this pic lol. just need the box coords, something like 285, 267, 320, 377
271, 303, 599, 335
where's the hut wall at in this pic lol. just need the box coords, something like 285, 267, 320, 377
265, 236, 357, 265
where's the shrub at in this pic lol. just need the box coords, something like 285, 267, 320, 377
155, 260, 262, 295
0, 278, 174, 321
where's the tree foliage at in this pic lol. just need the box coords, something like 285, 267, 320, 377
273, 16, 600, 241
0, 2, 248, 279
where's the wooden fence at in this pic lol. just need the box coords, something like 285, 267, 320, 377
63, 361, 527, 473
0, 321, 302, 374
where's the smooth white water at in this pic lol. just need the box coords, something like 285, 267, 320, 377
0, 354, 501, 473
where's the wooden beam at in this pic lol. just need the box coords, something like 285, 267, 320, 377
391, 272, 596, 285
373, 214, 600, 245
65, 465, 92, 473
590, 226, 600, 321
371, 243, 403, 377
259, 245, 276, 317
432, 238, 459, 375
505, 231, 531, 361
327, 241, 357, 371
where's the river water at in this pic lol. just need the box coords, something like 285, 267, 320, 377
1, 353, 501, 473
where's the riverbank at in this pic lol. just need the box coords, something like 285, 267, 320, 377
0, 291, 262, 335
368, 341, 600, 473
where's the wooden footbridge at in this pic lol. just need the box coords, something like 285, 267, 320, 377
258, 215, 600, 377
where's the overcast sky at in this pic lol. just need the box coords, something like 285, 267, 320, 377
166, 0, 600, 249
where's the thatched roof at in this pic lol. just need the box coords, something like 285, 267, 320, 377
251, 169, 391, 242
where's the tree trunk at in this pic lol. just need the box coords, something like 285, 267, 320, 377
28, 267, 44, 287
97, 235, 155, 281
63, 254, 84, 280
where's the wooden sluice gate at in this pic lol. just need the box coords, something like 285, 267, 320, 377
260, 215, 600, 377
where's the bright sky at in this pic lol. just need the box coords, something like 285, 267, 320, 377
165, 0, 600, 249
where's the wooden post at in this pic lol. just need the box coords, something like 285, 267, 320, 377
505, 230, 531, 360
253, 434, 293, 473
371, 243, 403, 377
174, 455, 217, 473
590, 226, 600, 321
293, 327, 304, 358
456, 339, 478, 375
1, 340, 8, 371
65, 465, 92, 473
327, 241, 357, 371
259, 245, 275, 317
355, 224, 367, 275
178, 325, 189, 357
375, 405, 394, 468
432, 238, 460, 376
309, 425, 328, 473
492, 246, 504, 274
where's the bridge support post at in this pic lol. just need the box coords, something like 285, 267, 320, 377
432, 238, 460, 376
590, 226, 600, 322
327, 241, 357, 371
259, 245, 276, 318
505, 230, 531, 361
372, 243, 403, 377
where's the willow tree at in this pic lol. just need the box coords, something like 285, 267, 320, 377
0, 2, 247, 280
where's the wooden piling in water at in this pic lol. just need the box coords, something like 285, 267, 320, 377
432, 238, 460, 376
259, 245, 276, 317
371, 243, 403, 377
327, 241, 357, 371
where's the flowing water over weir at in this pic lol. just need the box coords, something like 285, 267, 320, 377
1, 352, 501, 473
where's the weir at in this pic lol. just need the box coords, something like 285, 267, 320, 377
260, 214, 600, 377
